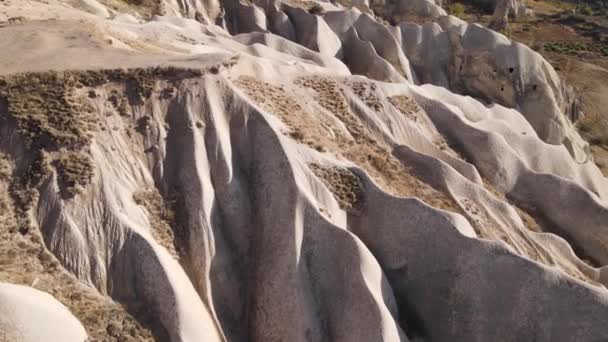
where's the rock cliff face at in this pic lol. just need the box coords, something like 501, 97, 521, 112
0, 0, 607, 341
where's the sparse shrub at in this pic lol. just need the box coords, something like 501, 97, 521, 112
0, 154, 10, 180
0, 72, 98, 150
578, 120, 593, 133
590, 136, 608, 146
132, 189, 178, 257
0, 67, 204, 207
136, 115, 152, 134
466, 0, 494, 13
54, 152, 94, 199
448, 2, 466, 17
580, 4, 594, 15
308, 3, 325, 15
499, 26, 512, 38
109, 92, 131, 117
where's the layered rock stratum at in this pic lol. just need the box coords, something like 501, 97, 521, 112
0, 0, 607, 341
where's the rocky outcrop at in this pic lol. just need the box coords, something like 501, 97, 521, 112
219, 2, 585, 161
0, 283, 88, 342
1, 63, 607, 341
398, 19, 589, 161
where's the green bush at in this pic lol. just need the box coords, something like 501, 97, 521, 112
448, 2, 466, 17
579, 4, 594, 15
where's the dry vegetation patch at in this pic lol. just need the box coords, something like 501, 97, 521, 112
295, 76, 370, 141
0, 168, 154, 341
0, 71, 98, 149
0, 67, 206, 202
54, 152, 95, 199
347, 81, 384, 112
237, 75, 461, 213
65, 67, 204, 105
0, 72, 97, 203
309, 164, 363, 211
389, 95, 421, 121
591, 145, 608, 176
235, 76, 333, 152
543, 40, 608, 57
133, 188, 179, 259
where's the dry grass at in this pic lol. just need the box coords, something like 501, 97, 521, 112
591, 145, 608, 176
235, 76, 333, 152
578, 119, 608, 146
347, 81, 384, 112
309, 164, 363, 211
54, 152, 95, 199
0, 67, 207, 203
9, 151, 52, 235
0, 72, 97, 204
236, 75, 461, 214
388, 95, 421, 121
295, 76, 369, 139
64, 67, 204, 105
133, 189, 179, 259
448, 2, 466, 17
543, 40, 608, 57
0, 71, 98, 150
109, 90, 132, 117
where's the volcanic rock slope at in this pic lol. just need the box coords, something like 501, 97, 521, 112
1, 0, 608, 341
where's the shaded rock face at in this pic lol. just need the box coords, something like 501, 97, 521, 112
0, 1, 607, 342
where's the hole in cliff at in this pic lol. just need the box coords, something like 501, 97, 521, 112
508, 67, 514, 73
500, 86, 504, 91
532, 84, 538, 91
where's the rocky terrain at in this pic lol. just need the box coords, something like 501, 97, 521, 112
0, 0, 607, 341
454, 0, 608, 175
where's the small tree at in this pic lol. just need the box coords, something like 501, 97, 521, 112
308, 3, 325, 15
